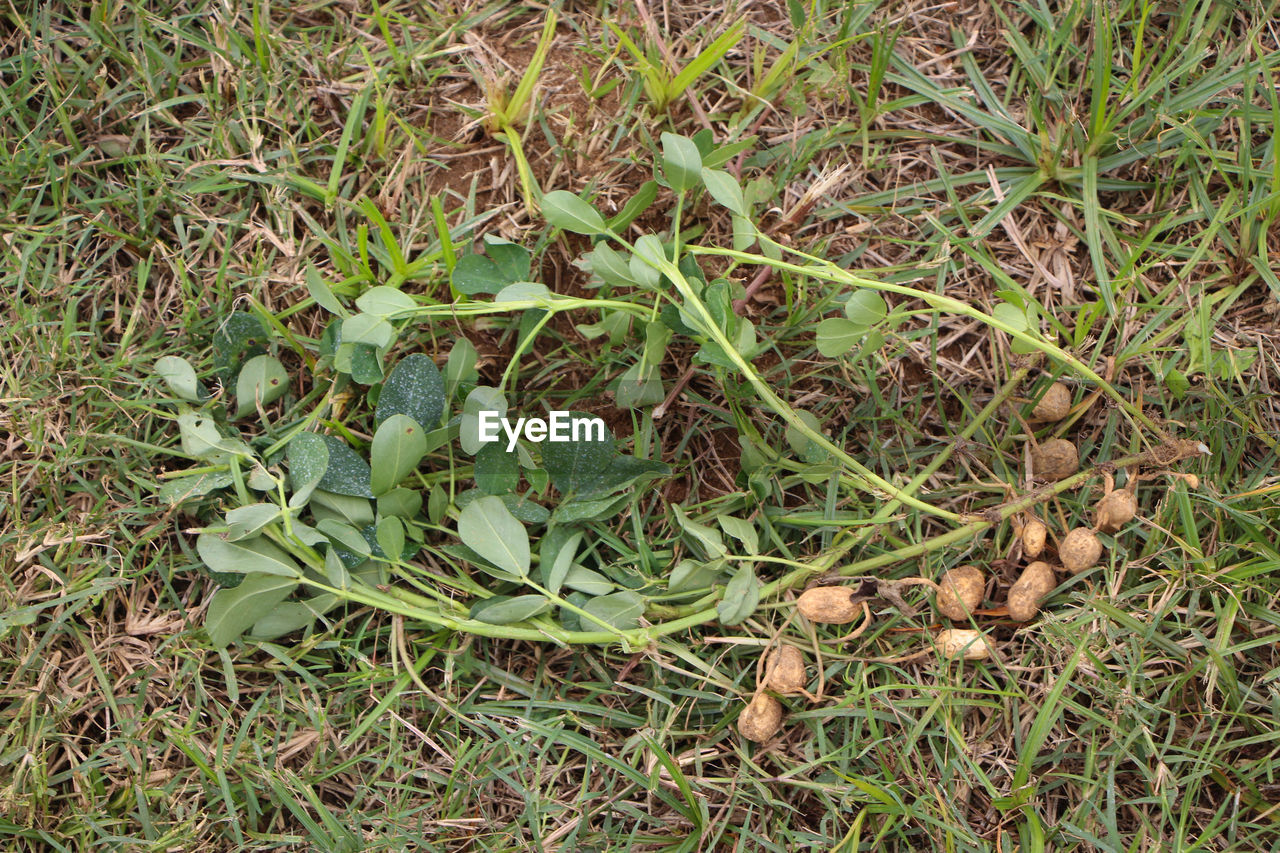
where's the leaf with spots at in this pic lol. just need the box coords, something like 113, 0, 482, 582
317, 436, 375, 498
234, 355, 289, 419
375, 354, 445, 431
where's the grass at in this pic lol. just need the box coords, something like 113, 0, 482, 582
2, 0, 1280, 849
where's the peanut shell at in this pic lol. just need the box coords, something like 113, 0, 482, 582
935, 565, 985, 621
797, 586, 861, 624
763, 645, 807, 694
1094, 489, 1136, 533
1031, 439, 1079, 481
1022, 519, 1048, 558
1007, 561, 1056, 622
1060, 527, 1103, 574
1031, 382, 1071, 422
935, 628, 995, 661
738, 693, 783, 742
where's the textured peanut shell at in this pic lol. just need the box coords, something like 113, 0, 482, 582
1060, 527, 1103, 574
1094, 489, 1136, 533
935, 629, 995, 661
1022, 519, 1048, 558
763, 645, 807, 694
1031, 382, 1071, 422
738, 693, 783, 742
797, 586, 861, 624
935, 565, 985, 621
1008, 561, 1056, 621
1031, 439, 1079, 481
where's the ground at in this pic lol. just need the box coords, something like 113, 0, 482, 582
2, 1, 1280, 850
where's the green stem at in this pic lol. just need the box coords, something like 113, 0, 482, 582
690, 242, 1165, 438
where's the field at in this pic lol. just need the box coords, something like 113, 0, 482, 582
3, 1, 1280, 850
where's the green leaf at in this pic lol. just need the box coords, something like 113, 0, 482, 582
310, 489, 375, 526
224, 503, 282, 541
717, 563, 759, 626
373, 353, 445, 435
661, 132, 703, 192
785, 409, 827, 464
583, 590, 644, 630
158, 471, 234, 505
482, 236, 532, 282
582, 243, 636, 288
377, 487, 422, 519
615, 361, 664, 409
451, 254, 507, 295
176, 413, 252, 461
460, 386, 508, 455
445, 337, 480, 399
718, 516, 759, 555
316, 519, 372, 563
540, 528, 583, 594
457, 495, 530, 579
540, 414, 615, 494
700, 168, 745, 215
341, 313, 395, 348
287, 432, 329, 508
470, 594, 551, 625
197, 534, 301, 578
375, 516, 405, 562
671, 505, 727, 558
475, 441, 519, 495
845, 289, 888, 326
349, 343, 384, 385
552, 493, 632, 524
206, 572, 299, 647
355, 286, 417, 317
541, 190, 607, 235
234, 355, 289, 419
668, 558, 726, 595
563, 566, 614, 596
305, 264, 347, 316
154, 356, 202, 402
495, 281, 552, 304
317, 436, 375, 498
212, 311, 268, 384
815, 318, 863, 357
370, 414, 429, 495
250, 593, 340, 640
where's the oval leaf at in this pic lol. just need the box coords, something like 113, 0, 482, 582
197, 534, 301, 578
370, 414, 429, 495
317, 436, 375, 498
155, 356, 202, 402
376, 354, 446, 430
716, 563, 759, 626
234, 355, 289, 419
287, 432, 330, 508
541, 190, 607, 235
457, 495, 530, 578
206, 572, 299, 647
470, 594, 551, 625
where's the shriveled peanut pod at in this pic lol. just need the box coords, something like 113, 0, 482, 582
1060, 527, 1103, 574
797, 586, 861, 623
1094, 489, 1137, 533
1022, 519, 1048, 558
1008, 561, 1057, 622
935, 565, 985, 621
935, 628, 995, 661
1031, 439, 1079, 481
763, 645, 807, 694
738, 693, 783, 742
1031, 382, 1071, 422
